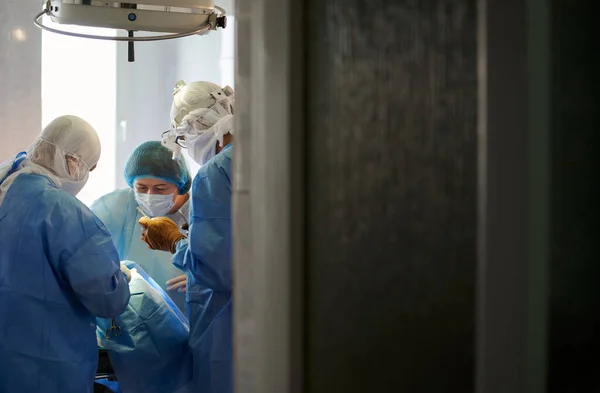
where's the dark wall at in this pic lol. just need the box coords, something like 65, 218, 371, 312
304, 0, 477, 391
548, 0, 600, 391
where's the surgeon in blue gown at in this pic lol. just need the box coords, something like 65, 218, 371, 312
0, 115, 131, 393
139, 81, 234, 393
96, 261, 194, 393
91, 141, 192, 313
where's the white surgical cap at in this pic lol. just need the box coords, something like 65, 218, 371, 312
0, 115, 101, 201
170, 80, 235, 133
28, 115, 101, 182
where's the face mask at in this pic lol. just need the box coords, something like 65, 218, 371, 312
186, 131, 218, 166
183, 112, 233, 166
60, 172, 89, 196
134, 192, 176, 217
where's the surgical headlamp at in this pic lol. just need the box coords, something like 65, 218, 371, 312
33, 0, 227, 62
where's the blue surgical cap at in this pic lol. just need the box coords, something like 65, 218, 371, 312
124, 141, 191, 194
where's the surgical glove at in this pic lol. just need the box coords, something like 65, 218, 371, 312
120, 264, 133, 283
139, 216, 186, 254
166, 275, 187, 294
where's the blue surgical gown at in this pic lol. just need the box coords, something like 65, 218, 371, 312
90, 189, 188, 313
96, 261, 193, 393
0, 173, 130, 393
173, 144, 233, 393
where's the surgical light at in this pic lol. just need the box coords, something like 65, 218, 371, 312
34, 0, 227, 62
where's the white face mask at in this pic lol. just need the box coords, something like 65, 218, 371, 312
186, 131, 218, 166
176, 107, 233, 166
134, 192, 176, 217
60, 172, 89, 196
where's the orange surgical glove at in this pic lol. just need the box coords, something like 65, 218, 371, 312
139, 216, 186, 254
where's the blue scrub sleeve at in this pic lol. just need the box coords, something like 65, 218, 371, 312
177, 166, 232, 291
61, 228, 131, 318
45, 198, 131, 319
90, 191, 130, 250
172, 238, 188, 270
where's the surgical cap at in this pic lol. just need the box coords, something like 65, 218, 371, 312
124, 141, 191, 194
170, 80, 235, 131
28, 115, 101, 182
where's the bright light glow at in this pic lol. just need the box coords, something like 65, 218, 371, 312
220, 16, 235, 88
12, 28, 28, 42
41, 26, 117, 207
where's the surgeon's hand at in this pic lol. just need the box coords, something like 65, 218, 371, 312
139, 216, 186, 254
120, 264, 137, 283
166, 275, 187, 294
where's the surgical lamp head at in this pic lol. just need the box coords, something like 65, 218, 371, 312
33, 0, 227, 62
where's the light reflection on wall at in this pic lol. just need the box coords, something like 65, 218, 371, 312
11, 28, 28, 42
41, 26, 116, 206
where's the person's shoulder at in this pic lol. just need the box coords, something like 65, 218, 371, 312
216, 144, 233, 163
7, 174, 110, 237
100, 188, 133, 198
91, 188, 134, 209
50, 190, 112, 236
198, 145, 232, 178
18, 175, 96, 219
38, 181, 89, 213
12, 173, 66, 205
